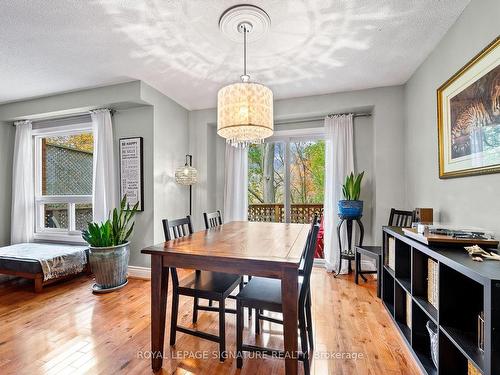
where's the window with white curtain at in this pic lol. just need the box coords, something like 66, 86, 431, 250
32, 118, 93, 242
247, 126, 325, 224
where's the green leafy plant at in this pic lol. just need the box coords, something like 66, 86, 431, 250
342, 171, 364, 200
82, 195, 139, 247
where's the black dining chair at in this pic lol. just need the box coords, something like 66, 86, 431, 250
162, 215, 242, 361
355, 208, 414, 297
254, 214, 319, 350
388, 208, 414, 228
203, 210, 250, 311
203, 210, 223, 307
236, 221, 320, 375
203, 210, 223, 229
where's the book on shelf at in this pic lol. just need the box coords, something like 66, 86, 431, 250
388, 237, 395, 271
427, 258, 439, 309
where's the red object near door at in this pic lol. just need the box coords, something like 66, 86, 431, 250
314, 216, 324, 258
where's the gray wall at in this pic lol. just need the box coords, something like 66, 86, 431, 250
141, 83, 190, 246
0, 122, 14, 245
188, 109, 218, 231
0, 81, 145, 121
404, 0, 500, 236
0, 81, 189, 267
353, 116, 375, 243
189, 86, 406, 244
113, 106, 155, 268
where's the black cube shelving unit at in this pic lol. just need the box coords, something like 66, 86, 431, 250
394, 281, 411, 342
382, 227, 500, 375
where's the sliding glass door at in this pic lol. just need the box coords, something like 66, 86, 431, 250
247, 137, 325, 224
289, 140, 325, 222
248, 141, 285, 222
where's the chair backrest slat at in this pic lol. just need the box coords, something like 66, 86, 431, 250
299, 221, 320, 305
203, 210, 223, 229
299, 214, 319, 265
388, 208, 414, 228
162, 216, 194, 241
161, 216, 194, 287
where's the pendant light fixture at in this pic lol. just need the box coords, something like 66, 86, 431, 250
217, 5, 274, 147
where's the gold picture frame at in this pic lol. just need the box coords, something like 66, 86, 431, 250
437, 37, 500, 178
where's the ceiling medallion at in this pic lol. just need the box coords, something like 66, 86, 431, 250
217, 5, 274, 147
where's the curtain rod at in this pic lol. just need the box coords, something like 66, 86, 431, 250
275, 112, 371, 126
11, 109, 116, 126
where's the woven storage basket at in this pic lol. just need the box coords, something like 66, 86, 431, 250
427, 258, 438, 308
406, 292, 412, 328
468, 361, 481, 375
388, 237, 396, 270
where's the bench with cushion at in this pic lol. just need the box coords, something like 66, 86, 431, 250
0, 243, 89, 292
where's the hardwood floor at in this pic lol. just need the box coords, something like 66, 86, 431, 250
0, 269, 420, 375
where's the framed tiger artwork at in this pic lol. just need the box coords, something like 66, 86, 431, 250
437, 36, 500, 178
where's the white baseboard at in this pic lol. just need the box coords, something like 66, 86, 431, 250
128, 266, 151, 280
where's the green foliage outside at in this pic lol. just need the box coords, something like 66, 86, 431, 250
46, 133, 94, 153
248, 140, 325, 204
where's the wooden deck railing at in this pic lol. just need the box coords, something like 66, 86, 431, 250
248, 203, 323, 224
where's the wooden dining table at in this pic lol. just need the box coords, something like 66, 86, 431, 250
141, 221, 309, 375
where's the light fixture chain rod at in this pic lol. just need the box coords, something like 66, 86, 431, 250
243, 25, 247, 77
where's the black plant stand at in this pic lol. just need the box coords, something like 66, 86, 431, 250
334, 215, 364, 276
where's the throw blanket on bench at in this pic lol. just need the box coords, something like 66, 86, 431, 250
0, 243, 88, 281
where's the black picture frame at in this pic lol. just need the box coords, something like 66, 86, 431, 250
119, 137, 144, 211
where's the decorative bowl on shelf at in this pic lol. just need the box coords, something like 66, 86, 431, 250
426, 320, 438, 368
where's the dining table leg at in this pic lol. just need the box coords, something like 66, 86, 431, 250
282, 267, 299, 375
151, 255, 169, 372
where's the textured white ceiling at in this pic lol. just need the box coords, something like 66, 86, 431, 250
0, 0, 470, 110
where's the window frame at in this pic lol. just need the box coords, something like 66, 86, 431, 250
33, 122, 93, 243
247, 130, 326, 264
264, 130, 325, 223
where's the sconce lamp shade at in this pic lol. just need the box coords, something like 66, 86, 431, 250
175, 165, 197, 185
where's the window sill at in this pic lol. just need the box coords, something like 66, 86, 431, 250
33, 232, 87, 245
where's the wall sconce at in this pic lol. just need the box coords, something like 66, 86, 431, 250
175, 154, 197, 215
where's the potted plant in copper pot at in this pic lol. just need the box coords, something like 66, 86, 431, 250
82, 196, 139, 293
338, 171, 364, 218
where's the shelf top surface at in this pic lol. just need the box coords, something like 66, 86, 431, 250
384, 227, 500, 282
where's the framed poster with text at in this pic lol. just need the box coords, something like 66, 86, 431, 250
119, 137, 144, 211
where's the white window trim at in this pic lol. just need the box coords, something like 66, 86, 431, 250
33, 122, 92, 244
32, 122, 92, 136
267, 127, 325, 142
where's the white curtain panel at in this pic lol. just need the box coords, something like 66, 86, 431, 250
11, 120, 35, 244
223, 144, 248, 222
323, 114, 354, 274
91, 109, 118, 223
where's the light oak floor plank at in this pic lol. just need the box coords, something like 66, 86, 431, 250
0, 269, 421, 374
